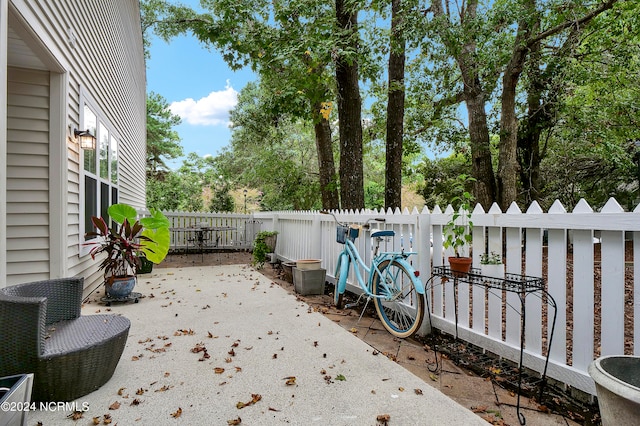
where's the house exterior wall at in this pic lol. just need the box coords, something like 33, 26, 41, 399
1, 0, 9, 282
6, 67, 50, 285
2, 0, 146, 287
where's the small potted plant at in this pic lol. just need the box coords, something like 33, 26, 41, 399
252, 231, 278, 269
443, 174, 475, 276
85, 203, 170, 298
480, 251, 504, 279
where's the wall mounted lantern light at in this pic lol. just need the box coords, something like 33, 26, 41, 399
74, 128, 96, 150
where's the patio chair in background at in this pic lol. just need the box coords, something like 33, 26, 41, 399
0, 277, 130, 402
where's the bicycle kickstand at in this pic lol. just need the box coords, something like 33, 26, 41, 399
345, 293, 372, 324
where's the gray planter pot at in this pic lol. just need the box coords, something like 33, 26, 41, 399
589, 355, 640, 425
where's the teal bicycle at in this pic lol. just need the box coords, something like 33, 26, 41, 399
322, 211, 425, 338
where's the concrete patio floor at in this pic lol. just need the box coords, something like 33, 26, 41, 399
27, 264, 488, 425
263, 267, 586, 426
25, 257, 589, 425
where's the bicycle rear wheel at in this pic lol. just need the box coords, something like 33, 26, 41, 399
372, 259, 424, 338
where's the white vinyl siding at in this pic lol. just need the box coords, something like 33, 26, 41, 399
4, 0, 146, 287
6, 67, 50, 285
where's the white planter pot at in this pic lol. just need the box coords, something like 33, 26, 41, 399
480, 264, 504, 279
589, 356, 640, 425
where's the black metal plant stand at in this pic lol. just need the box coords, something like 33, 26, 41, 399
428, 266, 557, 425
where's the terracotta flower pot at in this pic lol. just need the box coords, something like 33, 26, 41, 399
448, 256, 472, 277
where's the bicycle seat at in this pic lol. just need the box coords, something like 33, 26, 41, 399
371, 229, 395, 238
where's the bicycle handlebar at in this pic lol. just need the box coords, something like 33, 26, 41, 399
320, 210, 385, 228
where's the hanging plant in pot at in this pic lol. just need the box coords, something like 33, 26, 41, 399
85, 203, 170, 298
443, 174, 475, 277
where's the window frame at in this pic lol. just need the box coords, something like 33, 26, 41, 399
79, 92, 120, 257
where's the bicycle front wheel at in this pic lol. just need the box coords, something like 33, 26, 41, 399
333, 252, 349, 309
372, 260, 424, 338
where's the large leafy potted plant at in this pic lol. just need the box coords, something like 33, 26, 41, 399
86, 204, 170, 298
443, 174, 475, 276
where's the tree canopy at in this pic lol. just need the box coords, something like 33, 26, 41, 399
142, 0, 640, 213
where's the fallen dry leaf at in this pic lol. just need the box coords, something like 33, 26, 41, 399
236, 394, 262, 409
214, 367, 225, 374
472, 405, 488, 413
92, 416, 100, 425
227, 417, 242, 425
171, 407, 183, 418
284, 376, 296, 386
108, 401, 120, 410
414, 388, 423, 395
117, 387, 126, 396
376, 413, 391, 424
154, 385, 173, 392
191, 344, 207, 353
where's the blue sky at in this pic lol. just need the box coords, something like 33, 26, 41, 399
146, 29, 256, 169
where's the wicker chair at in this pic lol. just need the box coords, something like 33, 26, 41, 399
0, 277, 130, 402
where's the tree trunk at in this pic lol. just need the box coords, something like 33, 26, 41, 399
312, 104, 340, 209
497, 7, 532, 210
433, 0, 495, 210
385, 0, 405, 211
335, 0, 365, 210
518, 37, 543, 207
465, 90, 495, 210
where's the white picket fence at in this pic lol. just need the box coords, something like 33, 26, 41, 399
248, 198, 640, 397
159, 211, 261, 250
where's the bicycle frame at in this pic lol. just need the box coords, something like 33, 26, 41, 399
334, 230, 425, 300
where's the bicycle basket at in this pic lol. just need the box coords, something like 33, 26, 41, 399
336, 225, 359, 244
336, 225, 349, 244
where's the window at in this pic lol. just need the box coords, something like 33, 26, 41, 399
81, 102, 119, 251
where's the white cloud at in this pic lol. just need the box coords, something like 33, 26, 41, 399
170, 81, 238, 126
